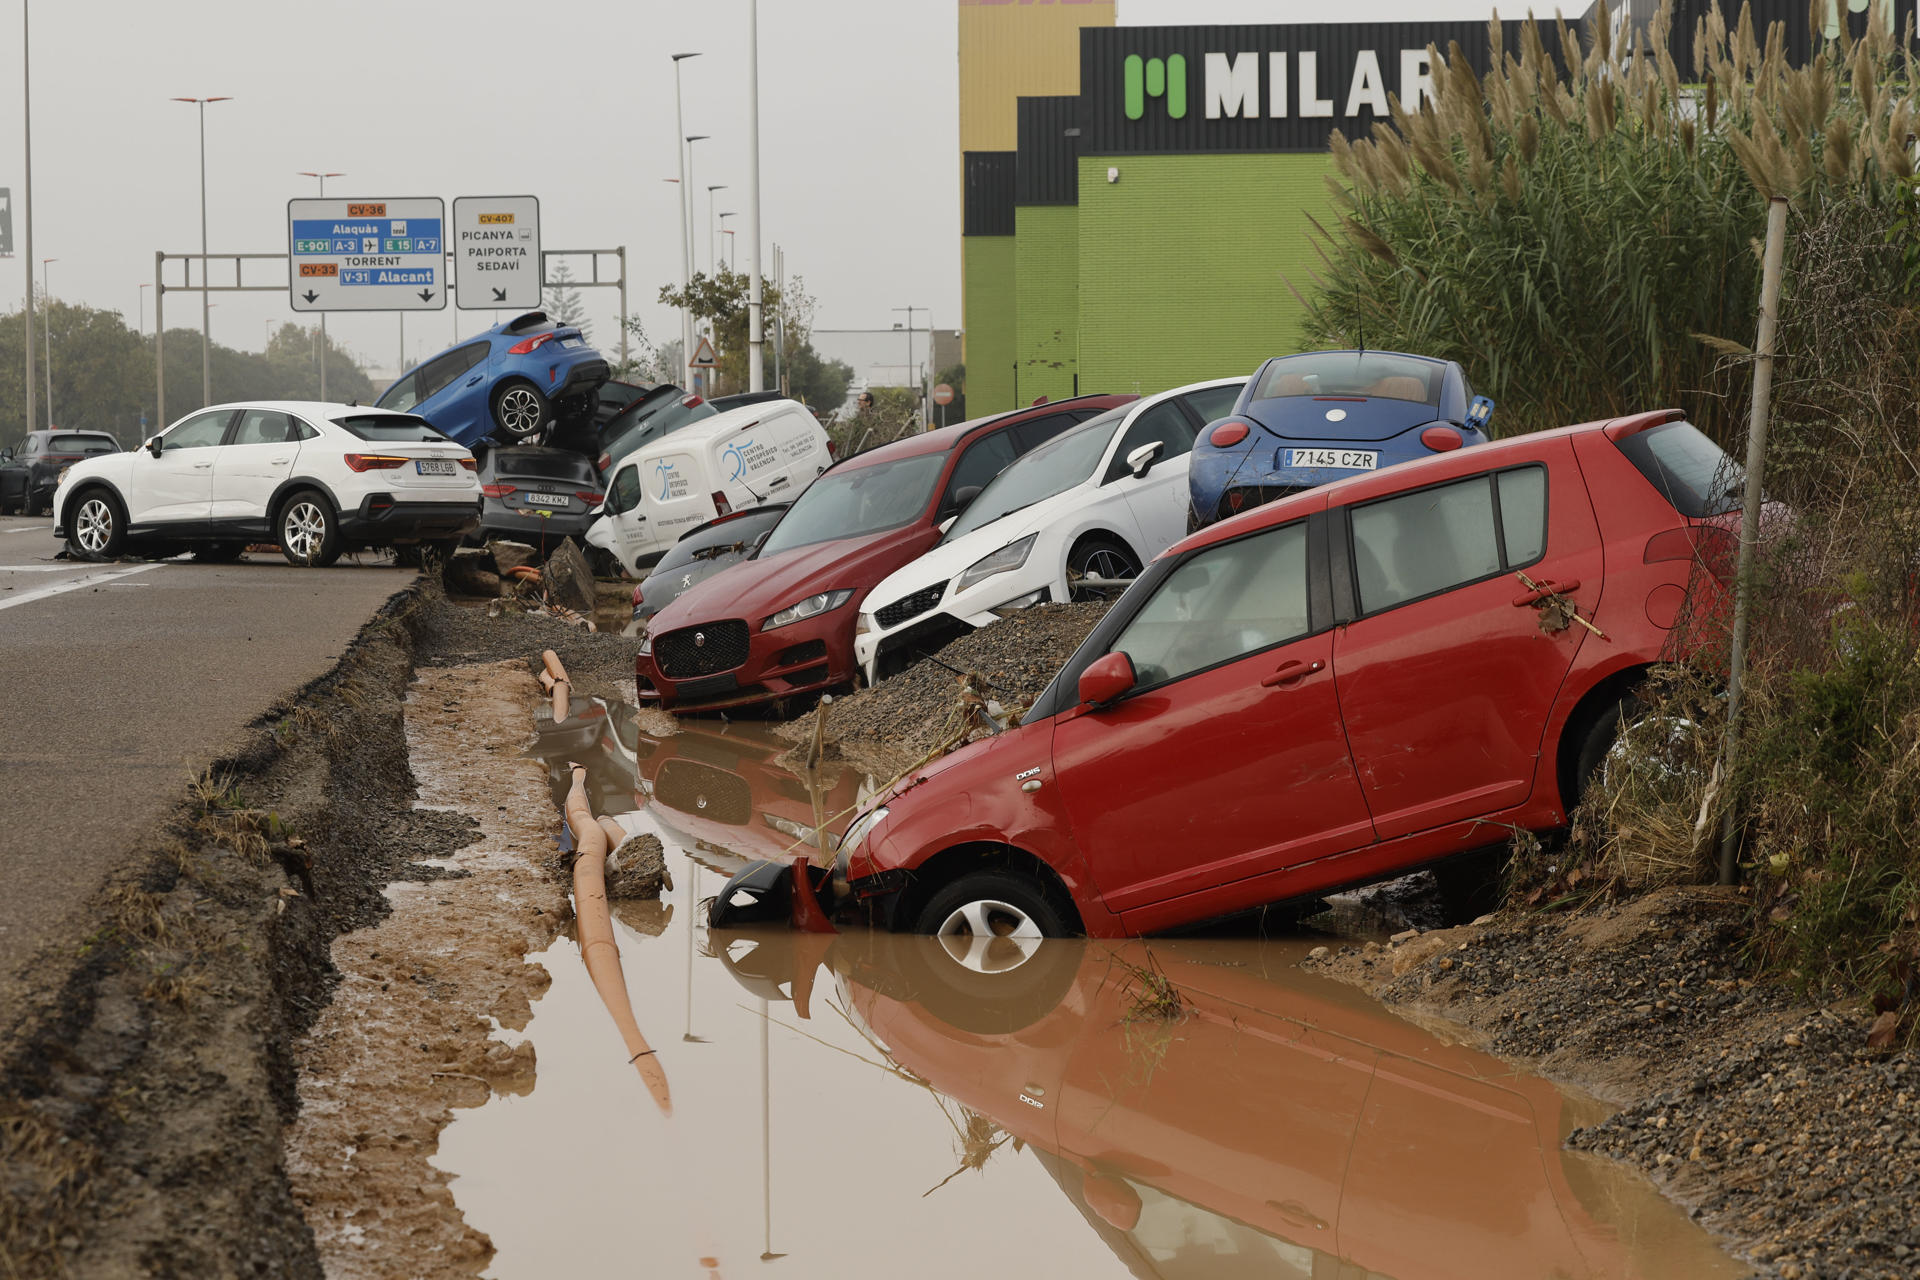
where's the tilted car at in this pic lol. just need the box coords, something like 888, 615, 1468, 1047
855, 378, 1243, 682
0, 430, 121, 516
53, 402, 480, 566
374, 311, 609, 447
636, 394, 1136, 714
631, 503, 790, 627
715, 410, 1743, 938
1187, 349, 1493, 530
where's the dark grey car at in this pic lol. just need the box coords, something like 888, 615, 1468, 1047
632, 503, 789, 626
474, 446, 603, 549
0, 430, 121, 516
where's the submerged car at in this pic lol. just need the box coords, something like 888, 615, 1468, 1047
855, 378, 1243, 682
1187, 349, 1492, 529
0, 430, 121, 516
715, 410, 1744, 938
637, 394, 1135, 713
632, 504, 789, 628
473, 446, 603, 548
374, 311, 609, 447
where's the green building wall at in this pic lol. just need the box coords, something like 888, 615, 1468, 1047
1075, 153, 1336, 396
962, 235, 1017, 415
1013, 205, 1080, 405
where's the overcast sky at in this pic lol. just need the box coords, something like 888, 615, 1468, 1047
0, 0, 1489, 382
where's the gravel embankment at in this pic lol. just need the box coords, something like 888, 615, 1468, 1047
778, 602, 1110, 776
1306, 887, 1917, 1278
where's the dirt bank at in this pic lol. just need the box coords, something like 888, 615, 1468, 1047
1305, 886, 1917, 1278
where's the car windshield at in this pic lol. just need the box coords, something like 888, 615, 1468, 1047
493, 449, 596, 482
333, 414, 446, 443
653, 508, 787, 575
1253, 352, 1443, 405
756, 451, 949, 556
945, 410, 1126, 541
1614, 421, 1745, 518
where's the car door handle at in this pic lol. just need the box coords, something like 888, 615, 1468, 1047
269, 458, 290, 466
465, 375, 483, 386
1260, 658, 1323, 688
1512, 578, 1581, 607
192, 462, 213, 470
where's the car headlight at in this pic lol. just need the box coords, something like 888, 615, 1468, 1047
763, 813, 827, 849
832, 804, 889, 898
762, 588, 854, 631
637, 633, 652, 656
855, 611, 872, 636
956, 534, 1037, 595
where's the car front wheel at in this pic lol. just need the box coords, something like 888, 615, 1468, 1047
492, 382, 551, 440
68, 490, 126, 561
1067, 537, 1139, 602
278, 493, 342, 567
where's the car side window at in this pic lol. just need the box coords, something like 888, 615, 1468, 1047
289, 416, 319, 441
608, 465, 642, 515
456, 341, 491, 375
1110, 521, 1311, 688
1180, 383, 1241, 427
941, 432, 1018, 512
161, 411, 233, 452
1349, 467, 1546, 614
1104, 400, 1196, 483
1010, 413, 1081, 453
378, 373, 420, 412
414, 352, 467, 402
231, 410, 297, 446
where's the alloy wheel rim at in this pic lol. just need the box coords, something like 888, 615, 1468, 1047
284, 503, 325, 561
76, 499, 112, 553
500, 388, 541, 436
1071, 548, 1133, 601
934, 899, 1045, 974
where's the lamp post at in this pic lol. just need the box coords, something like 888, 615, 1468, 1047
717, 212, 736, 271
173, 95, 231, 406
671, 53, 701, 391
720, 228, 736, 272
298, 171, 342, 398
20, 0, 35, 435
706, 184, 728, 274
685, 134, 711, 391
40, 257, 54, 425
746, 0, 766, 392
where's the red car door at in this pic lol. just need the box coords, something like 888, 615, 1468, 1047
1330, 441, 1604, 841
1051, 508, 1374, 914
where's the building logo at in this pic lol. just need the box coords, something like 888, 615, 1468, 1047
1123, 53, 1186, 119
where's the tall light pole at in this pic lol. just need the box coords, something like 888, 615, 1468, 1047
21, 0, 35, 435
174, 95, 231, 407
746, 0, 766, 392
40, 257, 54, 425
137, 282, 150, 339
893, 306, 925, 425
685, 134, 710, 393
298, 171, 342, 398
706, 184, 728, 274
717, 212, 736, 272
720, 229, 736, 271
671, 53, 702, 394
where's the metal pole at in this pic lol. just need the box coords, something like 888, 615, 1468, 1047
40, 258, 52, 425
617, 246, 629, 370
155, 252, 165, 428
198, 102, 211, 405
707, 186, 727, 275
771, 242, 784, 395
21, 0, 34, 437
671, 54, 699, 392
1717, 195, 1790, 887
747, 0, 766, 393
398, 313, 405, 377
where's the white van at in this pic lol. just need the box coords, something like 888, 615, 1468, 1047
586, 398, 832, 574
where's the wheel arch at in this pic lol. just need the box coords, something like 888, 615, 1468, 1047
63, 477, 128, 528
895, 840, 1085, 935
1553, 661, 1657, 811
1066, 528, 1143, 575
268, 477, 344, 524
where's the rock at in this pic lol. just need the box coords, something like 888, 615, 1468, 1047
604, 833, 669, 898
1307, 946, 1330, 960
489, 540, 540, 573
1783, 1032, 1803, 1047
541, 539, 596, 616
443, 550, 500, 598
1389, 928, 1421, 945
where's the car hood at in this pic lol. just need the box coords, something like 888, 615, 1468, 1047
1243, 397, 1448, 442
647, 525, 934, 632
867, 487, 1088, 613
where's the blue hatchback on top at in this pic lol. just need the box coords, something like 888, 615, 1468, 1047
1187, 349, 1493, 529
375, 311, 609, 448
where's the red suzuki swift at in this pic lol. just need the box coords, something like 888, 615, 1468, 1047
810, 410, 1742, 940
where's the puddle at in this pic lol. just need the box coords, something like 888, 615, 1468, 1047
424, 711, 1751, 1279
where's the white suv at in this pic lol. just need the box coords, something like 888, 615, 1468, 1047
52, 401, 481, 566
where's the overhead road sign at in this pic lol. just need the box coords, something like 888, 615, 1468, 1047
453, 196, 541, 309
689, 335, 718, 368
286, 197, 446, 311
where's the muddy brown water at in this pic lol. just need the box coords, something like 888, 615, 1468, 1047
426, 705, 1750, 1279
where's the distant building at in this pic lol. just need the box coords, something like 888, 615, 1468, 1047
811, 327, 962, 415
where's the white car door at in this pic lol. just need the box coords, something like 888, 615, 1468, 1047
128, 409, 231, 526
602, 461, 651, 573
1108, 397, 1198, 556
211, 408, 305, 523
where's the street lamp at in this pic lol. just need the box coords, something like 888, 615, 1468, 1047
685, 134, 712, 393
298, 171, 342, 398
706, 184, 728, 274
720, 228, 737, 272
21, 0, 36, 434
40, 256, 54, 425
671, 54, 701, 389
746, 0, 767, 392
717, 212, 736, 272
173, 95, 232, 406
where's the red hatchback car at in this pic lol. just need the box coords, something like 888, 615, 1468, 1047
819, 410, 1741, 939
637, 395, 1135, 713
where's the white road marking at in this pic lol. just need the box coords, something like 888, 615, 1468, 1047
2, 527, 48, 535
0, 565, 83, 573
0, 564, 158, 611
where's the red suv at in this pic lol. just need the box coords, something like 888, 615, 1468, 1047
823, 410, 1742, 939
636, 395, 1135, 713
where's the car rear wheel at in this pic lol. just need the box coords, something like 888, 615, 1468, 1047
278, 493, 342, 568
68, 490, 126, 561
491, 381, 551, 441
1067, 537, 1139, 603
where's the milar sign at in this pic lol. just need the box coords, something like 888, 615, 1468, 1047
1124, 49, 1435, 121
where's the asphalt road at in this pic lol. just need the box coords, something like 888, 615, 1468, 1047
0, 512, 415, 1010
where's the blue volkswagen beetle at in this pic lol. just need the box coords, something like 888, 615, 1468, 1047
1187, 349, 1493, 529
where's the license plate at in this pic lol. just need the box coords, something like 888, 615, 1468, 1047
415, 458, 456, 476
560, 338, 584, 348
1287, 448, 1378, 470
526, 492, 568, 507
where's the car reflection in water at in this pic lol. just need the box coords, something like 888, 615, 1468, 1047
720, 930, 1745, 1280
529, 695, 649, 820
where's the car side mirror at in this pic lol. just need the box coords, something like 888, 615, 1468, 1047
1126, 441, 1164, 479
146, 436, 163, 459
950, 484, 982, 514
1078, 651, 1137, 707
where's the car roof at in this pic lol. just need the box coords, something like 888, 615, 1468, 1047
182, 401, 421, 419
838, 392, 1139, 471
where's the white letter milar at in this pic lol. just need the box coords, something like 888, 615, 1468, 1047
1346, 49, 1389, 116
1204, 50, 1261, 119
1400, 48, 1436, 111
1298, 51, 1334, 117
1268, 51, 1288, 117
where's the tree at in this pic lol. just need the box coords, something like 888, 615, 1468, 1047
658, 266, 854, 408
784, 342, 853, 415
545, 261, 590, 339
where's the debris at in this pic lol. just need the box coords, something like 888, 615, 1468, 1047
488, 540, 540, 574
1865, 1010, 1900, 1049
601, 826, 670, 899
541, 539, 596, 616
443, 549, 501, 598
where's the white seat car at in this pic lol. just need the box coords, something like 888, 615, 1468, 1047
52, 401, 481, 566
853, 377, 1244, 682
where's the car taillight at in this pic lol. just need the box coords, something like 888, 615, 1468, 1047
683, 394, 704, 408
1420, 426, 1464, 451
597, 454, 612, 472
507, 333, 554, 355
631, 586, 644, 607
481, 484, 517, 498
575, 490, 604, 505
343, 453, 409, 472
1644, 525, 1737, 586
457, 456, 478, 471
1208, 420, 1250, 447
712, 490, 732, 516
826, 439, 837, 459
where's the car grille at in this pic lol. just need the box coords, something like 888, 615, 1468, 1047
654, 619, 750, 678
653, 760, 750, 826
875, 581, 947, 630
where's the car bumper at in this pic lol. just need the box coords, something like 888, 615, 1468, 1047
639, 609, 855, 713
553, 357, 610, 402
476, 505, 595, 542
338, 495, 482, 542
855, 577, 1059, 683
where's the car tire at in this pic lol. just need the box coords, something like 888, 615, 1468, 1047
67, 489, 127, 561
900, 872, 1082, 1035
278, 492, 342, 567
191, 541, 246, 564
1067, 536, 1139, 602
913, 868, 1074, 941
491, 381, 551, 441
1571, 695, 1643, 809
